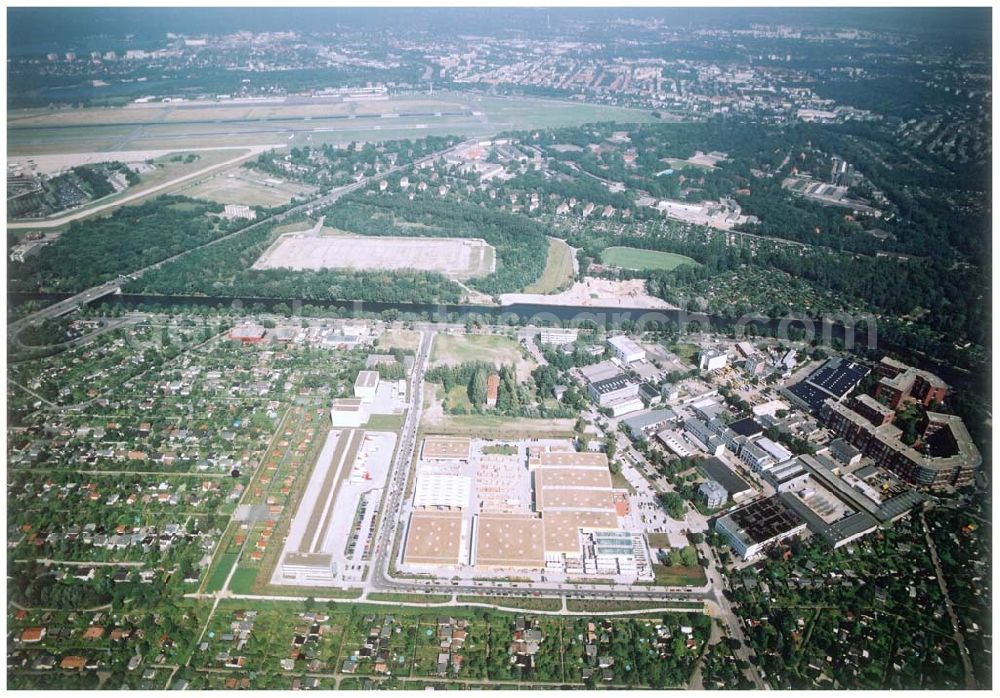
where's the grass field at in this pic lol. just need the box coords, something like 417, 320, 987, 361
431, 333, 527, 367
456, 595, 563, 612
228, 566, 259, 594
645, 533, 673, 549
522, 238, 576, 294
611, 470, 636, 493
669, 342, 702, 364
203, 551, 239, 593
566, 599, 704, 613
181, 169, 317, 207
442, 384, 474, 412
601, 246, 701, 272
651, 564, 708, 587
365, 413, 406, 431
432, 413, 575, 439
367, 592, 452, 603
271, 218, 318, 236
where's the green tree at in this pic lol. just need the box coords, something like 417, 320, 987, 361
469, 367, 488, 405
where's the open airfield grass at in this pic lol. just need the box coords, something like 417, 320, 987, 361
601, 246, 701, 272
179, 169, 317, 207
522, 238, 575, 294
8, 92, 658, 154
10, 92, 656, 130
471, 94, 658, 129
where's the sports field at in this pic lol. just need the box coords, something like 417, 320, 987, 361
253, 234, 495, 279
181, 169, 317, 207
522, 238, 575, 294
601, 246, 701, 272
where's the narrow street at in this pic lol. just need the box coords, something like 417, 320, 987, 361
920, 511, 976, 689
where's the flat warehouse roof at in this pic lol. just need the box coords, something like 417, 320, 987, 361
474, 513, 544, 568
355, 370, 380, 388
608, 335, 644, 355
331, 398, 364, 411
422, 435, 472, 461
534, 467, 612, 490
403, 510, 464, 565
590, 374, 636, 394
413, 474, 471, 510
721, 496, 804, 545
284, 552, 333, 568
788, 380, 832, 412
698, 457, 753, 495
729, 417, 765, 438
542, 510, 619, 554
528, 449, 608, 468
536, 487, 614, 512
579, 361, 621, 383
806, 358, 869, 398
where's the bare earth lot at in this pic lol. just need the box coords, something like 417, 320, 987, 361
501, 277, 676, 309
253, 234, 495, 279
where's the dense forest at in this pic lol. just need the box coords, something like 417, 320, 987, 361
9, 197, 230, 293
128, 214, 464, 304
133, 188, 551, 304
528, 118, 988, 263
517, 119, 987, 358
